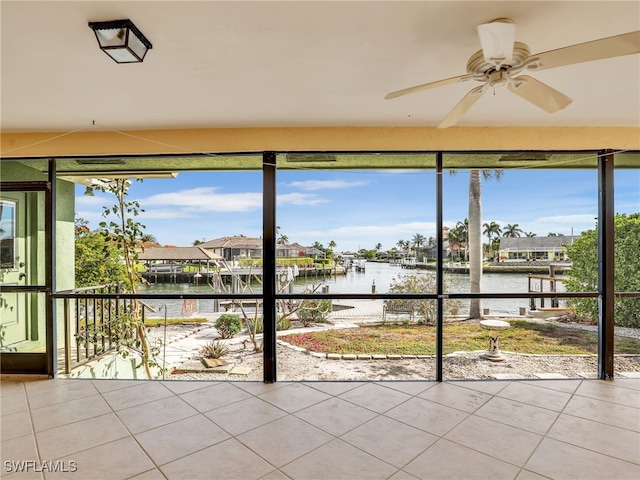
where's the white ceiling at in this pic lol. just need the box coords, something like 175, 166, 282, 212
2, 1, 639, 133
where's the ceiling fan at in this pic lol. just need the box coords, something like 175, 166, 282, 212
385, 19, 640, 128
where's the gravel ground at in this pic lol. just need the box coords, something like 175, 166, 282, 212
151, 321, 640, 382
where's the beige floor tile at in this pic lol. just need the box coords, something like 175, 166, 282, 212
388, 471, 420, 480
161, 379, 219, 394
294, 397, 378, 436
341, 415, 438, 468
101, 381, 173, 411
448, 380, 510, 395
115, 395, 198, 434
259, 470, 291, 480
302, 381, 365, 396
497, 381, 571, 411
0, 381, 26, 398
0, 410, 32, 441
281, 438, 398, 480
1, 434, 39, 468
179, 382, 253, 412
522, 379, 582, 394
35, 413, 129, 460
575, 380, 640, 408
25, 380, 98, 409
233, 380, 288, 395
1, 391, 28, 416
526, 437, 640, 480
204, 396, 287, 436
612, 378, 640, 391
403, 438, 521, 479
563, 393, 640, 432
160, 438, 274, 480
515, 469, 554, 479
547, 414, 640, 465
375, 381, 435, 396
237, 415, 332, 468
30, 394, 111, 432
338, 383, 412, 413
134, 414, 230, 465
128, 469, 167, 480
44, 437, 155, 480
257, 382, 332, 413
445, 415, 542, 467
474, 396, 559, 435
91, 379, 145, 393
385, 397, 469, 437
419, 383, 493, 413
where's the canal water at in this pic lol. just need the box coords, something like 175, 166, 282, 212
140, 262, 564, 317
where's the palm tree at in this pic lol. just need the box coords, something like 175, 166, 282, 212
503, 223, 523, 238
375, 242, 382, 252
483, 221, 502, 260
525, 231, 537, 237
455, 218, 469, 261
411, 233, 426, 259
328, 240, 336, 250
468, 170, 503, 319
277, 234, 289, 245
140, 233, 158, 244
397, 239, 406, 251
446, 226, 466, 261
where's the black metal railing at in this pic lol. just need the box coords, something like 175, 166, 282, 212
62, 284, 149, 374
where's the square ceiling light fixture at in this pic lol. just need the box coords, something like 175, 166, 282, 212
88, 19, 152, 63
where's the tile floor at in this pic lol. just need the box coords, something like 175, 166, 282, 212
1, 377, 639, 480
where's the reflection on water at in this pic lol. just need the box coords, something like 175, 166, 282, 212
141, 262, 563, 317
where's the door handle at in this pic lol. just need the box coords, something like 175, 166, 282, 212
18, 273, 26, 280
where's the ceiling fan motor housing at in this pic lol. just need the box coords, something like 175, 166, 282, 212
466, 42, 531, 75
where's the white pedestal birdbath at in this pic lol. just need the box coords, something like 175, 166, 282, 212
479, 319, 511, 362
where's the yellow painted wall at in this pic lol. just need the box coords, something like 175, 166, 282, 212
2, 127, 639, 158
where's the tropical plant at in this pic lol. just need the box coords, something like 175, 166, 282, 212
525, 231, 537, 237
199, 339, 228, 359
503, 223, 523, 238
296, 298, 332, 327
215, 313, 243, 339
411, 233, 426, 258
94, 179, 160, 379
564, 213, 640, 328
74, 217, 128, 288
140, 233, 158, 244
483, 221, 503, 256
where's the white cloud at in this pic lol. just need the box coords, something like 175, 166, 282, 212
139, 187, 262, 213
277, 192, 328, 206
284, 179, 368, 191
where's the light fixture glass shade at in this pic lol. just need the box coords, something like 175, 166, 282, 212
476, 18, 516, 66
89, 19, 152, 63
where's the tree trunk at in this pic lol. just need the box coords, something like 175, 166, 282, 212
468, 170, 483, 319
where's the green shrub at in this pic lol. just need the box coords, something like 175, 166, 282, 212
215, 314, 242, 338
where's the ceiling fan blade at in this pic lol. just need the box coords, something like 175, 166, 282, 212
507, 75, 572, 113
528, 30, 640, 71
437, 85, 487, 129
385, 74, 472, 100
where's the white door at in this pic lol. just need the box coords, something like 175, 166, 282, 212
0, 193, 29, 348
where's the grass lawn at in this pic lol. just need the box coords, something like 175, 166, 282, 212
144, 317, 208, 328
280, 320, 640, 356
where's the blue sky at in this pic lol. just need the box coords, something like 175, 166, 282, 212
75, 167, 639, 252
